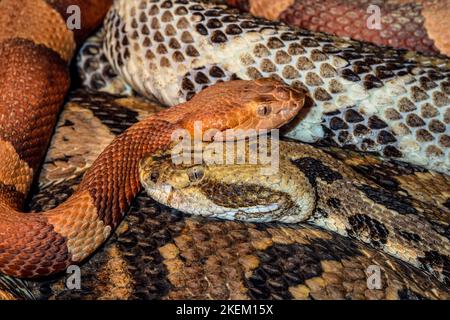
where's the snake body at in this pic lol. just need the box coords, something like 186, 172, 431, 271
227, 0, 450, 56
0, 73, 302, 279
2, 90, 449, 300
0, 0, 449, 298
79, 0, 450, 174
140, 138, 450, 285
0, 0, 113, 277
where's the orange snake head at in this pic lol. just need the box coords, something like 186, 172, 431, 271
177, 78, 305, 141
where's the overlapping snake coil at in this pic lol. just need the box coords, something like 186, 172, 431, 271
226, 0, 450, 56
5, 90, 450, 300
79, 0, 449, 174
0, 0, 303, 278
0, 0, 112, 277
0, 0, 449, 300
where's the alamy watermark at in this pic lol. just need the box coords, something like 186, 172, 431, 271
367, 4, 382, 30
66, 265, 81, 290
169, 121, 280, 175
366, 265, 382, 290
66, 5, 81, 30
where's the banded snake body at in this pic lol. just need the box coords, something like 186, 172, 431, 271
78, 0, 449, 292
1, 1, 448, 300
227, 0, 450, 56
3, 91, 450, 300
0, 0, 303, 278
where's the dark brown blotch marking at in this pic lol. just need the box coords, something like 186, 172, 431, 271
314, 88, 332, 101
225, 24, 242, 35
398, 97, 417, 112
417, 251, 450, 286
397, 230, 422, 243
326, 197, 341, 209
363, 74, 384, 90
153, 31, 164, 42
406, 114, 425, 127
181, 31, 194, 43
161, 10, 174, 22
428, 119, 445, 133
377, 130, 397, 144
410, 86, 429, 102
355, 184, 417, 215
329, 117, 348, 130
347, 214, 389, 249
196, 23, 208, 36
368, 116, 388, 129
291, 157, 343, 188
200, 180, 287, 209
181, 77, 195, 91
338, 130, 350, 144
209, 66, 225, 78
419, 77, 438, 90
344, 109, 364, 123
354, 124, 370, 136
383, 145, 402, 158
310, 49, 327, 62
185, 45, 200, 57
416, 129, 434, 142
267, 37, 284, 49
375, 66, 394, 80
420, 103, 438, 118
341, 69, 361, 82
194, 72, 210, 85
301, 38, 319, 47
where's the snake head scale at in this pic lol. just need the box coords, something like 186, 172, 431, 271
139, 139, 315, 223
173, 78, 305, 141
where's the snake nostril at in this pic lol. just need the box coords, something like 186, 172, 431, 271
257, 104, 272, 117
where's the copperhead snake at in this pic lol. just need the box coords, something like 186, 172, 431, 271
0, 0, 303, 278
79, 0, 450, 173
226, 0, 450, 56
3, 90, 450, 300
0, 0, 448, 294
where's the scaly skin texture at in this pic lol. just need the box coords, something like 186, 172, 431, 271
0, 78, 304, 278
4, 90, 449, 300
0, 0, 111, 279
78, 0, 450, 173
227, 0, 450, 56
140, 139, 450, 286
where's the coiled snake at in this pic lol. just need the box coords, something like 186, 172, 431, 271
0, 0, 449, 299
0, 0, 303, 278
140, 138, 450, 285
226, 0, 450, 56
3, 90, 450, 300
79, 0, 449, 174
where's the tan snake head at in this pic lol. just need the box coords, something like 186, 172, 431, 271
174, 78, 305, 141
140, 139, 315, 223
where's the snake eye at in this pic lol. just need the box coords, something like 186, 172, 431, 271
187, 166, 204, 182
257, 104, 272, 117
150, 170, 159, 183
